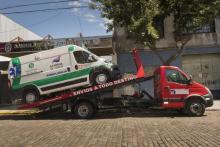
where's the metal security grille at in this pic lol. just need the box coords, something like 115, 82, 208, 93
182, 53, 220, 90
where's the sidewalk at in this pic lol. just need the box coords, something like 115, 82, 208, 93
0, 104, 40, 115
206, 100, 220, 110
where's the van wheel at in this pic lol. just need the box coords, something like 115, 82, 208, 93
186, 99, 205, 116
93, 71, 109, 85
23, 89, 39, 104
74, 102, 96, 119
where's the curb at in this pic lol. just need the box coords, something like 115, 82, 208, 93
0, 109, 41, 115
206, 109, 220, 111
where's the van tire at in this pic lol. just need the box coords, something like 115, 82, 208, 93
74, 102, 95, 119
92, 71, 110, 85
186, 99, 205, 116
23, 89, 39, 104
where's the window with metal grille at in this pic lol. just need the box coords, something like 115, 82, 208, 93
183, 21, 215, 34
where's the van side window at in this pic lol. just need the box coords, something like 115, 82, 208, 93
73, 51, 97, 63
166, 69, 188, 84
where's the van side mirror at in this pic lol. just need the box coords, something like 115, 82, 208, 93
88, 55, 94, 62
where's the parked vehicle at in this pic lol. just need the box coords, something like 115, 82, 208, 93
7, 45, 121, 103
153, 65, 213, 115
15, 49, 213, 118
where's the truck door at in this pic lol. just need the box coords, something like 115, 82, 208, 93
162, 68, 190, 108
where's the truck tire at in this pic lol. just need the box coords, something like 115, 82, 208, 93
23, 89, 39, 104
186, 99, 205, 116
92, 71, 110, 85
74, 102, 96, 119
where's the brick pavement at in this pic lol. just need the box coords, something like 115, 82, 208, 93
0, 110, 220, 147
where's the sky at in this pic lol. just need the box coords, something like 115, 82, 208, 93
0, 0, 112, 38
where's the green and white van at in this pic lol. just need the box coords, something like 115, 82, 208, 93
8, 45, 120, 103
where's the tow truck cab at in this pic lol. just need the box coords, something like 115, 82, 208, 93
154, 66, 213, 110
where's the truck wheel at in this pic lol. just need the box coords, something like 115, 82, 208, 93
186, 99, 205, 116
23, 89, 39, 104
74, 102, 96, 119
93, 71, 109, 85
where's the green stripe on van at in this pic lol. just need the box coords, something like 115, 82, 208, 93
12, 68, 92, 90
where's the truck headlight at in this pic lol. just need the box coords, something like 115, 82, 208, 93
204, 87, 213, 100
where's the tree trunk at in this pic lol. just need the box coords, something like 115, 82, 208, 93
147, 43, 167, 65
165, 37, 191, 65
164, 45, 185, 65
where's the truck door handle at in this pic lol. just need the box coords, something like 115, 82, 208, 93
164, 86, 170, 91
75, 65, 78, 70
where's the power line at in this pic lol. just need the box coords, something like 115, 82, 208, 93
0, 12, 64, 34
0, 0, 81, 10
0, 6, 89, 15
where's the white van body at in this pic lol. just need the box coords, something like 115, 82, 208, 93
8, 45, 120, 102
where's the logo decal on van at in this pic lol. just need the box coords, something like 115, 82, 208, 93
50, 56, 63, 70
29, 63, 34, 68
52, 56, 61, 63
9, 66, 21, 78
9, 67, 15, 78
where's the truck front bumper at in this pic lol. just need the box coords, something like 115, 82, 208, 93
205, 97, 214, 107
204, 93, 214, 107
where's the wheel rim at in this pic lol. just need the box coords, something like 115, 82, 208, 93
26, 93, 36, 104
78, 105, 89, 117
95, 73, 107, 84
190, 103, 202, 115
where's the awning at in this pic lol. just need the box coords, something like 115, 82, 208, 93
0, 55, 11, 62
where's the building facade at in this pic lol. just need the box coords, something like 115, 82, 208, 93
114, 16, 220, 98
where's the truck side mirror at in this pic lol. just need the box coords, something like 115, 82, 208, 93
187, 75, 193, 84
189, 74, 192, 79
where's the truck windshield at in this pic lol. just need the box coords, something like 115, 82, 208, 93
166, 69, 188, 84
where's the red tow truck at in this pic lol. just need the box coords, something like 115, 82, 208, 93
6, 49, 213, 118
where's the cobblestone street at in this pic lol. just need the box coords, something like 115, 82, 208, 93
0, 109, 219, 147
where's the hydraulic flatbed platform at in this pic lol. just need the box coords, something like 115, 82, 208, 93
18, 75, 153, 110
16, 48, 151, 111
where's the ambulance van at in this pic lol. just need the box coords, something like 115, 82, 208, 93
8, 45, 121, 103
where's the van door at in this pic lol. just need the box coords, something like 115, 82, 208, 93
72, 50, 98, 71
70, 50, 98, 84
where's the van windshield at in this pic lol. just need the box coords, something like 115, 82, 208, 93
73, 51, 97, 63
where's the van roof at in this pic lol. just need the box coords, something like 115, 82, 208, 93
11, 44, 87, 64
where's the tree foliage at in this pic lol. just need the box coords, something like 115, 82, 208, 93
92, 0, 220, 65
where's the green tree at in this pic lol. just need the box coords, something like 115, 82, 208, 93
91, 0, 220, 65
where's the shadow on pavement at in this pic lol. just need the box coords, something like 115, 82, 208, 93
0, 108, 209, 120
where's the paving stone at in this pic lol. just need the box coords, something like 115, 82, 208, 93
0, 111, 219, 146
